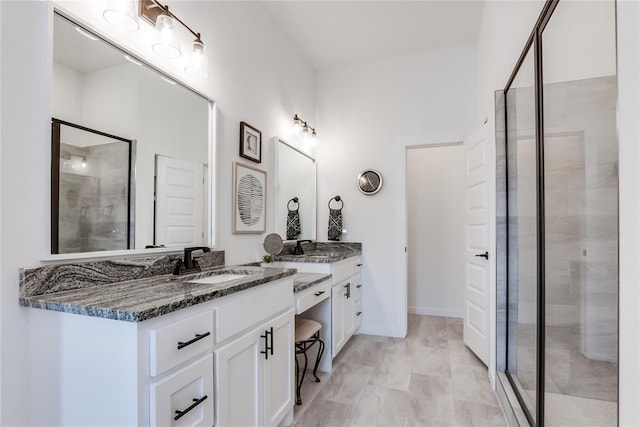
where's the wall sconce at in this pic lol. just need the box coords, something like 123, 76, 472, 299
102, 0, 208, 78
140, 0, 208, 77
292, 114, 318, 144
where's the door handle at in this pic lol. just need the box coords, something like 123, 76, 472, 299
475, 251, 489, 260
344, 282, 351, 299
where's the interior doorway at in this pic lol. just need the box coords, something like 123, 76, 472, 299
406, 144, 465, 319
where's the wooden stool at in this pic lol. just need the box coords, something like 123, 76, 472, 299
294, 317, 325, 405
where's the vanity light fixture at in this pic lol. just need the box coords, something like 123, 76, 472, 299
140, 0, 208, 78
103, 0, 140, 32
81, 156, 88, 169
292, 114, 318, 144
152, 7, 181, 58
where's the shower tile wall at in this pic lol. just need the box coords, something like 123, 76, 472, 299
59, 142, 130, 253
501, 75, 618, 403
543, 76, 618, 403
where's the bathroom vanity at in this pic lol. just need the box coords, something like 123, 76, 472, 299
21, 262, 296, 426
272, 242, 363, 372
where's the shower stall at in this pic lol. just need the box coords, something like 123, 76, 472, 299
497, 0, 618, 425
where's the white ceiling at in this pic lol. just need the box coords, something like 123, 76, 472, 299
262, 0, 486, 70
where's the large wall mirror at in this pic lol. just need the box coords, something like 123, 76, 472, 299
51, 11, 213, 255
275, 138, 316, 241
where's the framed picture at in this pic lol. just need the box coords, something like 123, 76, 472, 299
239, 121, 262, 163
233, 162, 267, 234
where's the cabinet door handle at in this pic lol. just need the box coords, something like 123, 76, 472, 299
261, 327, 274, 359
356, 311, 362, 316
356, 284, 362, 289
174, 395, 208, 421
260, 329, 270, 360
269, 326, 274, 356
177, 331, 211, 350
344, 282, 351, 299
314, 290, 326, 297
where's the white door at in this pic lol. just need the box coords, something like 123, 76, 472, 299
214, 327, 264, 426
463, 127, 490, 365
155, 156, 204, 246
264, 311, 294, 427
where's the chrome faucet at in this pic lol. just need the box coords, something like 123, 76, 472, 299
173, 246, 211, 275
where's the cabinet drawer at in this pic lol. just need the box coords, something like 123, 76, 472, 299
215, 279, 293, 343
150, 353, 214, 427
150, 310, 214, 377
355, 299, 362, 328
296, 280, 331, 314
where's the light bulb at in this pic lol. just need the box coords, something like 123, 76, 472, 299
103, 0, 139, 32
152, 11, 181, 58
292, 114, 303, 134
185, 37, 208, 78
81, 157, 87, 168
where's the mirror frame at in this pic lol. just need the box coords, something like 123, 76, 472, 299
46, 9, 216, 261
273, 137, 316, 241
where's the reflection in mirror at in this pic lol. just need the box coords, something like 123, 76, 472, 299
52, 119, 135, 254
275, 139, 316, 241
51, 11, 212, 254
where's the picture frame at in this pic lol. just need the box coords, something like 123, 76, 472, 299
232, 162, 267, 234
239, 122, 262, 163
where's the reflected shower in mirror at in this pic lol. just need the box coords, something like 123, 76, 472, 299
52, 120, 134, 254
275, 138, 316, 241
51, 11, 212, 254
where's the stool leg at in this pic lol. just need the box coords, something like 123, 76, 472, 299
295, 350, 301, 405
296, 349, 309, 405
312, 338, 324, 382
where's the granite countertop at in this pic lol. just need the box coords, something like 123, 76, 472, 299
274, 242, 362, 264
20, 266, 296, 322
293, 273, 332, 293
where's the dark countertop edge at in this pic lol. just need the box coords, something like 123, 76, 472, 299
273, 251, 362, 264
20, 269, 297, 322
293, 273, 332, 293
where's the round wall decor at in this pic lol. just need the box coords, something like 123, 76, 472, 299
357, 169, 383, 195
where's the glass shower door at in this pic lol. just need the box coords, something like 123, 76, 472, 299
541, 1, 618, 425
505, 47, 538, 423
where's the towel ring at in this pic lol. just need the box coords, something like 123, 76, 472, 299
328, 195, 343, 210
288, 197, 299, 210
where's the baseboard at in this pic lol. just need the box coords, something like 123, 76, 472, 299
408, 305, 463, 318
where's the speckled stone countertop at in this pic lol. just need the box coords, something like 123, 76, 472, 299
293, 273, 332, 293
274, 242, 362, 264
20, 266, 296, 322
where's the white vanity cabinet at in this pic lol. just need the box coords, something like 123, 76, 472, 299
27, 277, 294, 427
273, 255, 362, 361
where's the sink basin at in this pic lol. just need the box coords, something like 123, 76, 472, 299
187, 273, 249, 285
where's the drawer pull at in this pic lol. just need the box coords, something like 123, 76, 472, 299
356, 263, 363, 267
174, 395, 208, 421
356, 284, 362, 289
314, 290, 326, 297
356, 311, 362, 316
177, 332, 211, 350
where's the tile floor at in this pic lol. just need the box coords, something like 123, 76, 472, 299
293, 314, 507, 427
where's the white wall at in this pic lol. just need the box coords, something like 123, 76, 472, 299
0, 1, 315, 424
617, 1, 640, 424
316, 45, 476, 337
407, 145, 465, 318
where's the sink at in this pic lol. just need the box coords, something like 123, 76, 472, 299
187, 273, 249, 285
